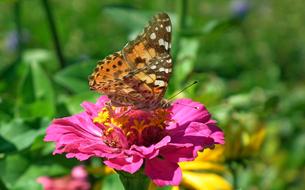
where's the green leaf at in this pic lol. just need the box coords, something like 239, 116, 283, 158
0, 154, 30, 189
102, 173, 124, 190
16, 50, 56, 118
0, 136, 17, 154
171, 38, 199, 88
156, 185, 172, 190
0, 178, 8, 190
0, 119, 40, 153
30, 118, 54, 156
31, 62, 55, 116
0, 153, 68, 190
12, 164, 68, 190
23, 49, 58, 72
54, 60, 96, 93
103, 8, 150, 31
194, 75, 226, 106
116, 170, 150, 190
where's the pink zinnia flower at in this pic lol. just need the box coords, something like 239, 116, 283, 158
37, 166, 90, 190
45, 96, 224, 186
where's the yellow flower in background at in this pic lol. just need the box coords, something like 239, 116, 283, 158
241, 127, 266, 156
224, 113, 267, 160
174, 145, 232, 190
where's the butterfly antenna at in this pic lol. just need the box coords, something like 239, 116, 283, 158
168, 81, 198, 100
173, 102, 200, 110
168, 81, 199, 110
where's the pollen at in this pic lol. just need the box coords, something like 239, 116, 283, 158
93, 108, 109, 124
105, 127, 114, 135
93, 106, 129, 128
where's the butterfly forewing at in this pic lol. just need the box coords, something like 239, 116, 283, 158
122, 12, 172, 68
89, 12, 173, 110
89, 52, 132, 92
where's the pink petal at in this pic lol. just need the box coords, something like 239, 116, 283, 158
66, 153, 92, 161
170, 122, 224, 148
104, 155, 143, 174
81, 96, 109, 118
129, 145, 158, 159
162, 121, 224, 162
78, 143, 122, 158
154, 136, 171, 149
81, 101, 100, 118
37, 177, 52, 188
145, 157, 182, 186
129, 136, 171, 159
72, 166, 88, 179
45, 113, 102, 142
169, 99, 211, 128
207, 121, 225, 144
95, 96, 110, 107
159, 143, 197, 162
45, 111, 117, 161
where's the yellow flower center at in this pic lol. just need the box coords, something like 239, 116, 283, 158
93, 106, 171, 147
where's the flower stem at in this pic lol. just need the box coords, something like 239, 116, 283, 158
117, 170, 150, 190
178, 0, 188, 29
228, 162, 239, 189
14, 0, 23, 62
172, 0, 188, 64
41, 0, 66, 68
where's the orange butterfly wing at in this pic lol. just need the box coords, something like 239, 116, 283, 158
89, 13, 172, 110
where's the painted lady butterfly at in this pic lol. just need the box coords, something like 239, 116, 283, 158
89, 12, 172, 110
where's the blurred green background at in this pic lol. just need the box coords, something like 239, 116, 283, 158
1, 0, 305, 189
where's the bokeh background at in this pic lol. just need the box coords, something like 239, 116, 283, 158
1, 0, 305, 189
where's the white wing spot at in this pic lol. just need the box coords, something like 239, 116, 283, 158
164, 41, 169, 50
155, 27, 158, 30
160, 24, 164, 28
158, 38, 165, 46
151, 65, 157, 69
154, 80, 165, 87
159, 67, 165, 72
166, 26, 171, 32
166, 59, 172, 63
150, 32, 156, 40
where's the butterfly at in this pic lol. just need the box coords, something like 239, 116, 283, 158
89, 12, 172, 111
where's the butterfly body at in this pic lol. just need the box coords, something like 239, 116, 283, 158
89, 13, 172, 110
